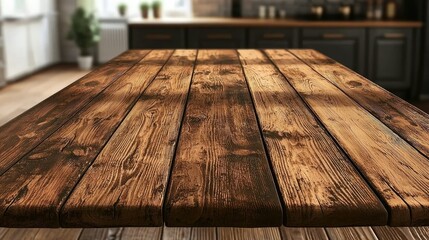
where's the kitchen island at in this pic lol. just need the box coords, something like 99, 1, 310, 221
0, 49, 428, 228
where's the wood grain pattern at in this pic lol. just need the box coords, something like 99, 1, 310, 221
238, 49, 387, 226
280, 227, 329, 240
61, 50, 197, 227
326, 227, 378, 240
121, 227, 162, 240
410, 227, 429, 240
162, 227, 191, 240
266, 49, 429, 226
165, 50, 283, 227
217, 228, 281, 240
191, 228, 216, 240
0, 229, 41, 240
78, 228, 109, 240
0, 50, 173, 228
372, 226, 416, 240
34, 229, 82, 240
292, 49, 429, 161
0, 50, 149, 175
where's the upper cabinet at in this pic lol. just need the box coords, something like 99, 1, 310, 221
300, 28, 366, 75
368, 28, 413, 93
248, 28, 298, 49
188, 28, 246, 49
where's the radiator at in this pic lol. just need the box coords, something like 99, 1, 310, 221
98, 21, 128, 63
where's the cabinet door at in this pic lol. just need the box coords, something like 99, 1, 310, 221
3, 22, 31, 81
301, 28, 366, 75
129, 27, 185, 49
188, 28, 246, 49
249, 28, 297, 48
368, 28, 413, 90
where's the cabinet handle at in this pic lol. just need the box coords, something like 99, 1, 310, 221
145, 34, 172, 40
206, 33, 233, 40
262, 33, 286, 39
383, 33, 405, 39
322, 33, 346, 39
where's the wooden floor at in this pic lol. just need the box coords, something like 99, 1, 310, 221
1, 65, 429, 239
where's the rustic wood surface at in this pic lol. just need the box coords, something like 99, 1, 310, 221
0, 50, 173, 227
238, 49, 387, 227
0, 51, 149, 175
61, 50, 196, 227
266, 49, 429, 226
164, 50, 282, 227
0, 49, 429, 228
292, 49, 429, 162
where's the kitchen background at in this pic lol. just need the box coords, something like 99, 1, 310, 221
0, 0, 428, 100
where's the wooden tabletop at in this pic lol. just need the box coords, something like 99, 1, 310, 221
128, 17, 423, 28
0, 49, 428, 228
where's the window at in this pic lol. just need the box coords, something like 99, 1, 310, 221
95, 0, 192, 18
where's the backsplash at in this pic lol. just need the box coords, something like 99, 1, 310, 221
193, 0, 405, 18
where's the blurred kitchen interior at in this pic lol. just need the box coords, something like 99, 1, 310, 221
0, 0, 429, 124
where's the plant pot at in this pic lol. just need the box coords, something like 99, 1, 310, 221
77, 56, 93, 70
119, 8, 127, 17
153, 7, 161, 18
141, 9, 149, 19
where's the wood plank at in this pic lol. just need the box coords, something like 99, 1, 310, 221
266, 49, 429, 226
164, 50, 283, 227
410, 227, 429, 240
0, 228, 41, 240
34, 229, 82, 240
121, 227, 162, 240
191, 228, 216, 240
217, 228, 281, 240
372, 227, 416, 240
0, 50, 173, 228
162, 227, 191, 240
238, 49, 387, 226
61, 50, 197, 227
280, 227, 329, 240
326, 227, 378, 240
291, 49, 429, 161
79, 228, 109, 240
0, 51, 149, 175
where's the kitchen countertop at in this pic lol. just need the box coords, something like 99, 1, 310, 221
128, 17, 423, 28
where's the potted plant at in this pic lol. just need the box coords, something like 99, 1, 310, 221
140, 3, 150, 19
152, 0, 161, 19
118, 3, 127, 17
68, 7, 100, 70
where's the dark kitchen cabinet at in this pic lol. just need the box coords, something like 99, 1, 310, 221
300, 28, 366, 75
188, 28, 246, 48
129, 27, 186, 49
248, 28, 298, 48
368, 28, 413, 91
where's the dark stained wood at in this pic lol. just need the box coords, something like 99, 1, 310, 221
61, 50, 197, 227
217, 228, 281, 240
292, 49, 429, 160
280, 227, 329, 240
266, 49, 429, 226
0, 50, 174, 228
373, 226, 416, 240
0, 50, 150, 175
121, 228, 162, 240
326, 227, 378, 240
238, 49, 387, 226
164, 50, 283, 227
